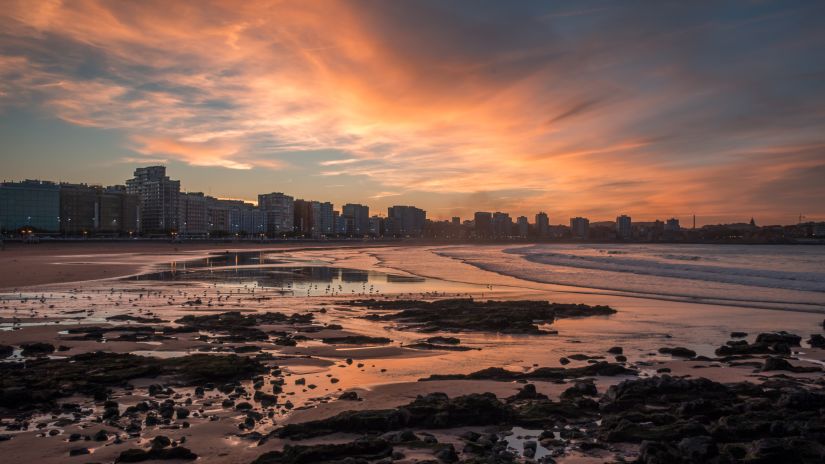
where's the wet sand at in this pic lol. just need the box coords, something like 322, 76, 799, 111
1, 244, 824, 463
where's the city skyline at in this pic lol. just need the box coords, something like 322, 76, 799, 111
2, 1, 825, 224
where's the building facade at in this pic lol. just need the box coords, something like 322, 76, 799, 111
0, 180, 60, 232
125, 166, 180, 234
386, 205, 426, 237
258, 192, 294, 235
616, 215, 632, 239
570, 217, 590, 239
342, 203, 369, 236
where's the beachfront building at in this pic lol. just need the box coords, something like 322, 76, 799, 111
616, 214, 632, 239
126, 166, 180, 234
386, 205, 426, 237
570, 217, 590, 239
0, 180, 60, 233
517, 216, 529, 238
342, 203, 369, 236
474, 211, 493, 238
258, 192, 294, 236
536, 212, 549, 238
492, 212, 513, 238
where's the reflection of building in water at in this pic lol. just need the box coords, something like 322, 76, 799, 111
386, 274, 425, 283
306, 266, 336, 282
340, 268, 369, 283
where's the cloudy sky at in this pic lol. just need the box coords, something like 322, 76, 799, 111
1, 0, 823, 224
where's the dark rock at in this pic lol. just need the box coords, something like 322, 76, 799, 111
607, 346, 623, 355
808, 334, 825, 348
252, 439, 392, 464
509, 384, 548, 401
762, 357, 821, 373
338, 391, 360, 401
321, 336, 392, 345
69, 447, 91, 456
0, 345, 13, 358
658, 347, 696, 358
350, 299, 615, 334
115, 446, 197, 462
730, 332, 748, 338
559, 357, 570, 365
755, 331, 801, 346
422, 362, 636, 382
20, 343, 55, 357
426, 336, 461, 345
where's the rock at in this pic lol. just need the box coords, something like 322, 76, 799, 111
678, 435, 718, 461
93, 429, 110, 441
607, 346, 623, 355
434, 444, 458, 462
755, 331, 802, 346
0, 345, 13, 358
762, 357, 821, 373
559, 357, 570, 365
251, 439, 392, 464
115, 446, 197, 462
560, 381, 598, 400
730, 332, 748, 338
321, 336, 392, 345
510, 384, 548, 401
658, 347, 696, 358
423, 362, 636, 381
20, 343, 55, 357
69, 447, 91, 456
150, 435, 172, 449
426, 336, 461, 345
338, 391, 360, 401
808, 334, 825, 348
615, 355, 627, 362
350, 299, 615, 335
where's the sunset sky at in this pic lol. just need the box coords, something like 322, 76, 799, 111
1, 1, 823, 224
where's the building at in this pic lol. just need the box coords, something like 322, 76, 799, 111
517, 216, 529, 238
179, 192, 209, 237
59, 183, 98, 235
386, 205, 426, 237
342, 203, 369, 236
492, 212, 513, 238
98, 186, 139, 234
451, 216, 461, 225
0, 180, 60, 233
369, 215, 384, 237
293, 199, 314, 236
570, 217, 590, 239
125, 166, 180, 234
616, 215, 632, 239
664, 218, 680, 232
258, 192, 294, 235
474, 212, 493, 238
315, 202, 334, 236
535, 212, 549, 238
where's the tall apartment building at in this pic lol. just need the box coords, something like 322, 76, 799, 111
492, 212, 513, 238
616, 215, 632, 239
0, 180, 60, 232
342, 203, 369, 236
126, 166, 180, 234
99, 186, 139, 234
517, 216, 529, 238
474, 211, 493, 238
179, 192, 209, 236
258, 192, 294, 235
535, 212, 549, 238
315, 202, 334, 236
386, 205, 426, 237
570, 217, 590, 239
369, 215, 384, 237
59, 183, 98, 235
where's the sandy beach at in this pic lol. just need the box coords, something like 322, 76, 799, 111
1, 243, 824, 463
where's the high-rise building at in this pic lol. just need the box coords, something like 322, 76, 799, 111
98, 186, 139, 234
492, 212, 513, 238
570, 217, 590, 239
535, 212, 549, 238
369, 215, 384, 237
59, 183, 98, 235
386, 205, 426, 237
517, 216, 529, 238
0, 180, 60, 232
179, 192, 209, 236
451, 216, 461, 225
616, 214, 632, 239
293, 199, 314, 236
315, 202, 334, 236
474, 212, 493, 238
258, 192, 294, 235
342, 203, 369, 236
126, 166, 180, 234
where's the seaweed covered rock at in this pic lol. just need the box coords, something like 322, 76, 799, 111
350, 299, 615, 334
252, 439, 392, 464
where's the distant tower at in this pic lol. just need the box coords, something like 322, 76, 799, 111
693, 214, 696, 230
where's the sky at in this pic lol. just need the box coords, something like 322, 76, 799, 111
1, 0, 824, 225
